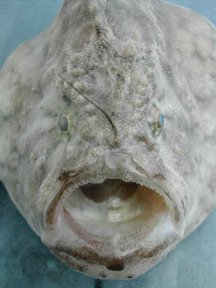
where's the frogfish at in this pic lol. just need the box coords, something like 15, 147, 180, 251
0, 0, 216, 280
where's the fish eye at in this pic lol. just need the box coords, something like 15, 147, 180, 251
59, 116, 69, 132
147, 102, 164, 137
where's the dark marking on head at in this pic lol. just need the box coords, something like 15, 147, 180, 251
95, 22, 109, 51
106, 260, 125, 271
96, 25, 102, 37
57, 170, 78, 181
63, 94, 72, 105
127, 275, 134, 279
94, 279, 103, 288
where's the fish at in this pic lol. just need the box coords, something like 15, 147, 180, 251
0, 0, 216, 280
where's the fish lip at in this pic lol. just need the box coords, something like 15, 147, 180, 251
45, 235, 177, 279
43, 171, 184, 247
45, 172, 183, 225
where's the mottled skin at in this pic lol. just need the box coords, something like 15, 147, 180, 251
0, 0, 216, 280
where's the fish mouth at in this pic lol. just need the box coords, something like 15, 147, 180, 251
43, 172, 183, 277
62, 179, 179, 246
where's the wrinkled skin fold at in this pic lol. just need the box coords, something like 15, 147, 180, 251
0, 0, 216, 280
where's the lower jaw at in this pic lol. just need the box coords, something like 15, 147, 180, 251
47, 231, 178, 279
42, 174, 183, 277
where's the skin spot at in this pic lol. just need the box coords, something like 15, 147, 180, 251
99, 273, 107, 279
62, 94, 72, 105
106, 260, 125, 271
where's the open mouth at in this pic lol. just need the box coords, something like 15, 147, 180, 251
45, 175, 180, 255
65, 179, 175, 235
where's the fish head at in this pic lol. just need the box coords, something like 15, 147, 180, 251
17, 0, 194, 279
28, 59, 191, 280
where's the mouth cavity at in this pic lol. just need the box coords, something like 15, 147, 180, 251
46, 177, 180, 255
65, 179, 172, 225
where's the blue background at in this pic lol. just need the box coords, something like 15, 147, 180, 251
0, 1, 216, 287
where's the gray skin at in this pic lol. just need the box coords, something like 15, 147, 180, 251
0, 0, 216, 280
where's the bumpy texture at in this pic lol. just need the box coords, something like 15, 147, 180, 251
0, 0, 216, 280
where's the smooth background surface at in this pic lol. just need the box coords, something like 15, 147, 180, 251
0, 1, 216, 287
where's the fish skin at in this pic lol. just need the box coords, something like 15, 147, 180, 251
0, 0, 216, 279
